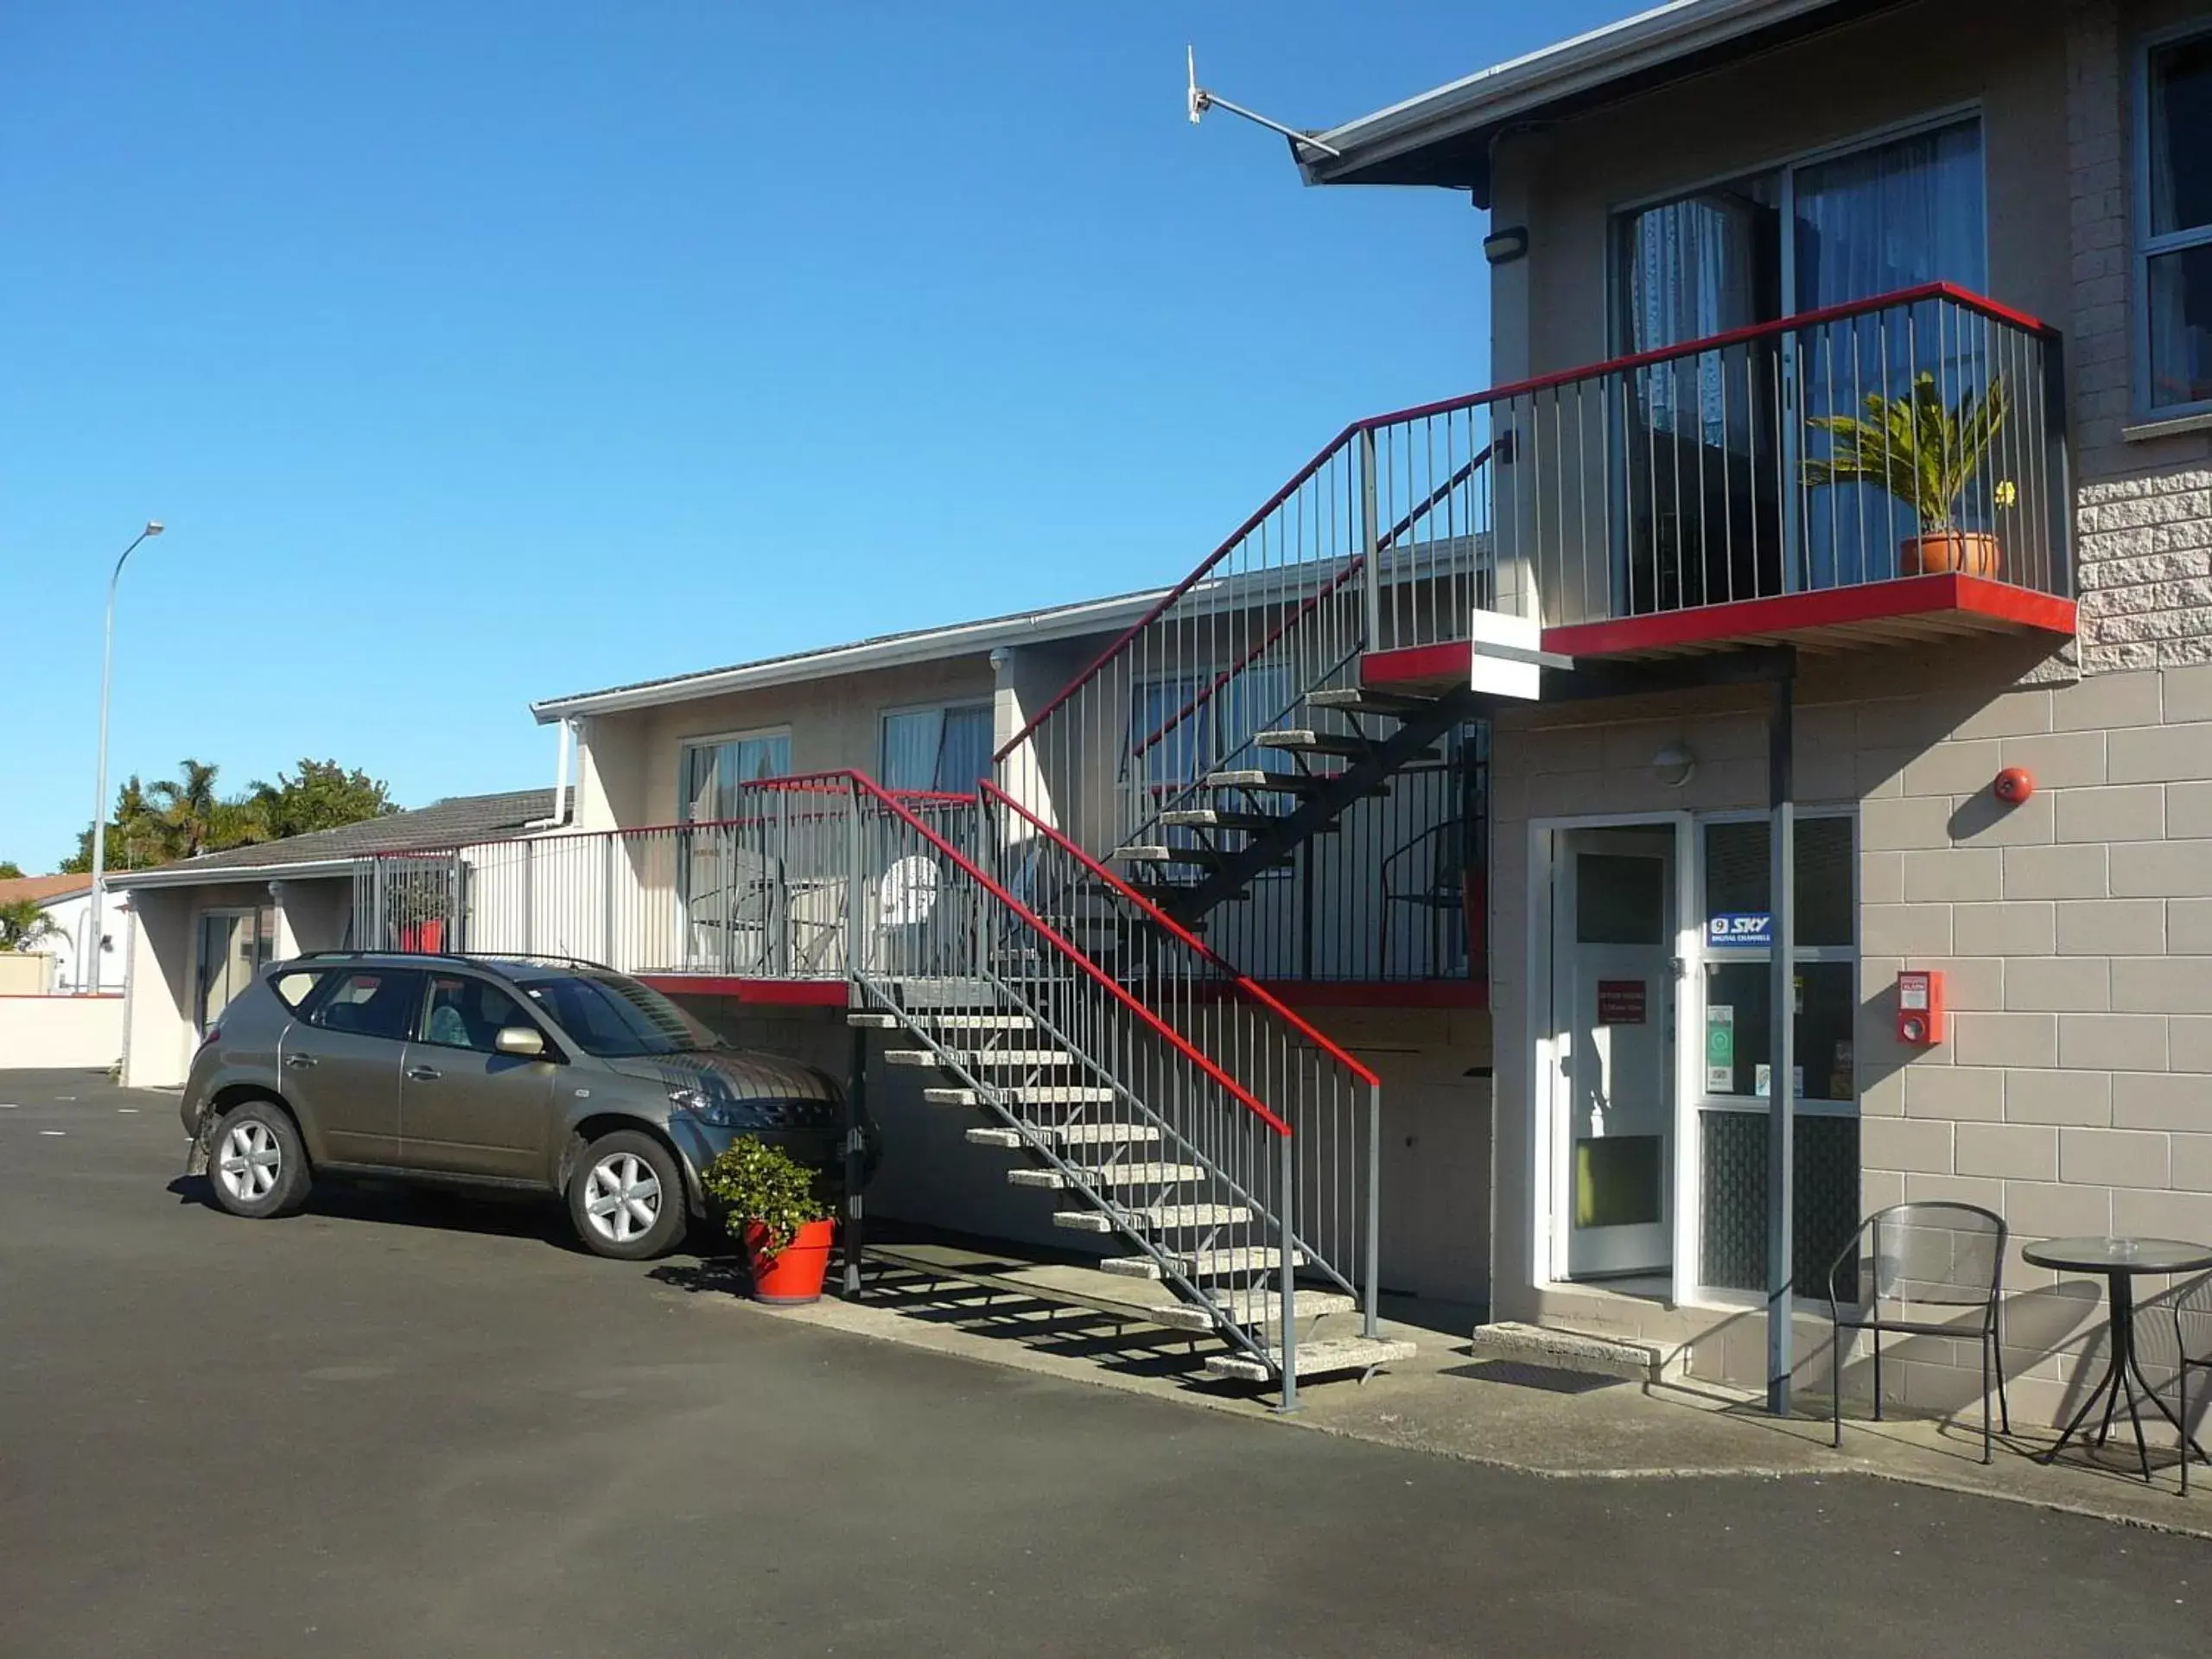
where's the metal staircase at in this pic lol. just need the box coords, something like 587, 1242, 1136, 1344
842, 776, 1409, 1403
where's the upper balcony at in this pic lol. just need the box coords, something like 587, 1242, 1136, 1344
1352, 282, 2075, 683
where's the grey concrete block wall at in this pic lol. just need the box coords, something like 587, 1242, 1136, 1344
1856, 663, 2212, 1421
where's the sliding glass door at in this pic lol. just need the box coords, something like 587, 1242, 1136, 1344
1611, 118, 1986, 609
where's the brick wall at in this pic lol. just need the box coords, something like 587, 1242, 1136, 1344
2068, 0, 2212, 671
1859, 661, 2212, 1421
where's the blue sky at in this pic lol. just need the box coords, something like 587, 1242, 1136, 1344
0, 0, 1624, 868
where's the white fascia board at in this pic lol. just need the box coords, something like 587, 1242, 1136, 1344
529, 588, 1168, 725
1300, 0, 1840, 181
107, 858, 365, 890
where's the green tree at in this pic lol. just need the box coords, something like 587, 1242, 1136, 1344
0, 860, 22, 880
246, 760, 399, 841
60, 759, 398, 871
0, 898, 63, 951
149, 759, 226, 858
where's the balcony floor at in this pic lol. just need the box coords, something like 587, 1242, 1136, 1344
1363, 575, 2077, 685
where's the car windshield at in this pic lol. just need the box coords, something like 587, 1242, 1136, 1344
516, 970, 727, 1058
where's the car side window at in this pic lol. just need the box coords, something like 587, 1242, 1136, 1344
270, 969, 327, 1011
420, 975, 539, 1054
306, 969, 427, 1042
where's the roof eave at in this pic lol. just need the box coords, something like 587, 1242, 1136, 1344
1296, 0, 1860, 196
529, 589, 1167, 725
106, 857, 366, 890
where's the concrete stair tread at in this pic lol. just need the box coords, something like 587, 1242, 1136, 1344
925, 1085, 1118, 1107
1304, 687, 1439, 716
847, 1012, 902, 1028
963, 1123, 1160, 1149
922, 1014, 1036, 1031
1113, 845, 1222, 867
1203, 1337, 1418, 1383
1254, 728, 1368, 757
1467, 1320, 1673, 1385
1204, 769, 1389, 798
1147, 1287, 1357, 1332
1006, 1162, 1203, 1190
1157, 809, 1287, 832
1052, 1202, 1251, 1234
1099, 1247, 1305, 1279
887, 1048, 1076, 1069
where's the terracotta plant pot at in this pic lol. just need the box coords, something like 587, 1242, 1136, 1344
1899, 531, 2001, 578
742, 1217, 836, 1305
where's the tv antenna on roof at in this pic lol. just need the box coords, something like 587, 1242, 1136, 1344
1185, 47, 1342, 158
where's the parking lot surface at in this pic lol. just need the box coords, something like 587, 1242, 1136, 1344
3, 1069, 2206, 1658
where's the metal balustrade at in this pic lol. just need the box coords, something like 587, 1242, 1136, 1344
348, 772, 1383, 1393
994, 283, 2069, 887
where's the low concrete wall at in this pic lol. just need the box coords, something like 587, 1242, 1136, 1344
0, 995, 125, 1070
0, 954, 54, 995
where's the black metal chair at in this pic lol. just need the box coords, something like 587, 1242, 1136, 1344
1820, 1201, 2012, 1464
2171, 1275, 2212, 1495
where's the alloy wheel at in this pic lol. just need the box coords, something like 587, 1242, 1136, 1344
583, 1152, 662, 1244
218, 1121, 283, 1203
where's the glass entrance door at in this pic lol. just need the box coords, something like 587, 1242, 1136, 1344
1554, 830, 1675, 1280
196, 907, 274, 1033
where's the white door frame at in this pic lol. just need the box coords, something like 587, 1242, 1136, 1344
1527, 810, 1699, 1303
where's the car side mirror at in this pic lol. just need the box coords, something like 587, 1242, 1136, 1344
495, 1026, 546, 1058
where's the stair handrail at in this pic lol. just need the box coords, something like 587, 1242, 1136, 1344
981, 780, 1378, 1088
842, 769, 1293, 1136
996, 277, 2057, 772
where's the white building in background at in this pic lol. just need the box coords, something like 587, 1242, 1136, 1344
0, 874, 126, 995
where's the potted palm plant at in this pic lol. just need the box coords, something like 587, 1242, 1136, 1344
1803, 370, 2012, 578
700, 1138, 837, 1304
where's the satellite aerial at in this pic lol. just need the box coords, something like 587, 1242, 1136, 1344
1184, 46, 1342, 157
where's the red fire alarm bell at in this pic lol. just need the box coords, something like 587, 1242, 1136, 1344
1897, 969, 1946, 1046
1994, 766, 2035, 804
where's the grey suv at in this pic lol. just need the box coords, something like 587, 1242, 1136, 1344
181, 952, 869, 1260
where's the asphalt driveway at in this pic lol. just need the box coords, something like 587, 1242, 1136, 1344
2, 1067, 2206, 1657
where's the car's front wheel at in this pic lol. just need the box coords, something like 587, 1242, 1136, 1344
207, 1099, 312, 1220
567, 1131, 688, 1261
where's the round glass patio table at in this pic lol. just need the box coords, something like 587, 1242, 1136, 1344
2020, 1235, 2212, 1480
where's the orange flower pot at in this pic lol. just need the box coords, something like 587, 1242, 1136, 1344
1900, 531, 2001, 578
743, 1217, 836, 1304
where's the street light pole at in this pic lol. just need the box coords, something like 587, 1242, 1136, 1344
87, 521, 164, 995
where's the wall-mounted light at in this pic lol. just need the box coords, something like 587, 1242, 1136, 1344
1483, 226, 1529, 265
1652, 741, 1697, 789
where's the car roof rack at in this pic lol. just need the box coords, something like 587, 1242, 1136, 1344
272, 949, 615, 974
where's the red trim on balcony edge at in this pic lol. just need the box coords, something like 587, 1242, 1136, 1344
632, 976, 848, 1005
1540, 575, 2077, 659
1361, 643, 1478, 688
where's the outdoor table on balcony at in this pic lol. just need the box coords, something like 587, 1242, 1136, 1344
2021, 1235, 2212, 1480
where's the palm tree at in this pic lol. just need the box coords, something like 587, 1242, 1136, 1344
149, 759, 224, 858
0, 899, 62, 952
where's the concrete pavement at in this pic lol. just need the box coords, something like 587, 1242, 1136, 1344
2, 1068, 2207, 1657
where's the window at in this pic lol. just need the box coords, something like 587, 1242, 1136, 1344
880, 703, 993, 793
2141, 29, 2212, 412
680, 730, 791, 823
1129, 664, 1293, 789
515, 969, 726, 1058
421, 975, 538, 1053
307, 969, 427, 1042
270, 969, 327, 1011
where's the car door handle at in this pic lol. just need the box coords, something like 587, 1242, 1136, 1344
286, 1054, 318, 1070
406, 1065, 442, 1082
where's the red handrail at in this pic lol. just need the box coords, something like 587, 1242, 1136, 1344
982, 781, 1381, 1089
995, 280, 2056, 763
845, 772, 1297, 1136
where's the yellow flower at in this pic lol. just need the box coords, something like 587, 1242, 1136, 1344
1994, 480, 2018, 509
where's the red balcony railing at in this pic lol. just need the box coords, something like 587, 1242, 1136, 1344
995, 283, 2068, 863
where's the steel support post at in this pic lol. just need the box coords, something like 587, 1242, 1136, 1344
1767, 668, 1797, 1417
